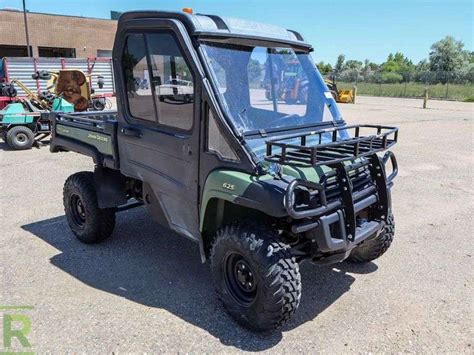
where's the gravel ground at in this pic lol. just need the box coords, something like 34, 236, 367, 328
0, 96, 472, 353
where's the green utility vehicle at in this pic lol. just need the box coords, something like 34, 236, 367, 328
50, 10, 399, 331
0, 77, 74, 150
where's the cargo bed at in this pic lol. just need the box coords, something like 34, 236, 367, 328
50, 111, 120, 169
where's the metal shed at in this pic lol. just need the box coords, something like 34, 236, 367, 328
0, 57, 115, 96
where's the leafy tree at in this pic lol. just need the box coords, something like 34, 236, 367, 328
429, 36, 469, 83
368, 62, 380, 71
334, 54, 345, 73
321, 37, 474, 86
361, 59, 380, 82
413, 59, 432, 83
338, 69, 360, 83
381, 72, 403, 83
317, 61, 333, 75
460, 63, 474, 82
361, 59, 370, 81
382, 52, 414, 80
343, 60, 363, 71
416, 59, 430, 72
383, 52, 414, 81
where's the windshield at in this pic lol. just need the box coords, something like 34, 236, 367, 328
202, 42, 344, 135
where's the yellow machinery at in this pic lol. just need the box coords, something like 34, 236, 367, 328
30, 69, 106, 111
324, 79, 355, 103
7, 70, 92, 112
9, 78, 51, 110
44, 70, 92, 111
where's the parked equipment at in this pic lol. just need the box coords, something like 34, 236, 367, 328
325, 77, 355, 103
0, 69, 106, 150
50, 10, 398, 332
0, 77, 74, 149
0, 57, 114, 108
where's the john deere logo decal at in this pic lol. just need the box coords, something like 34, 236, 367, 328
87, 133, 109, 143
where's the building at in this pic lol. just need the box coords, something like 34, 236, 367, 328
0, 9, 117, 58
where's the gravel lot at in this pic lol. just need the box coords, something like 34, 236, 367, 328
0, 96, 472, 353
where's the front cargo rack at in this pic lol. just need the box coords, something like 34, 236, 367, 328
265, 124, 398, 167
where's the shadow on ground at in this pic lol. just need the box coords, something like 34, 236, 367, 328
0, 140, 49, 151
22, 207, 377, 351
0, 141, 11, 150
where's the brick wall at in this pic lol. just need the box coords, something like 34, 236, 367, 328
0, 10, 117, 57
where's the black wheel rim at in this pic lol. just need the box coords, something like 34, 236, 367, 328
224, 252, 257, 306
70, 194, 86, 227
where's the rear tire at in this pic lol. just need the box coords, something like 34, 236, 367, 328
211, 224, 301, 332
6, 126, 34, 150
348, 215, 395, 263
63, 171, 115, 244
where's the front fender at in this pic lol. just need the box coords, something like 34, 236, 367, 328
200, 169, 290, 231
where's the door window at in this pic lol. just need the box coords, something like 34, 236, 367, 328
147, 33, 194, 130
122, 34, 156, 122
122, 32, 195, 130
207, 110, 238, 161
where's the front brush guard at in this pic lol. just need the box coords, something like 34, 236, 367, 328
284, 152, 398, 252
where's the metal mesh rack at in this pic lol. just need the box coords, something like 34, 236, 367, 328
265, 124, 398, 167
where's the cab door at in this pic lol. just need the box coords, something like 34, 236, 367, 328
114, 20, 202, 240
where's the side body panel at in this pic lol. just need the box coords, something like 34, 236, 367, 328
55, 125, 114, 156
113, 19, 204, 241
0, 103, 37, 125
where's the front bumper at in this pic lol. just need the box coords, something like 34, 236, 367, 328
285, 152, 398, 260
312, 194, 384, 252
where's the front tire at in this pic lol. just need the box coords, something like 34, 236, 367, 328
63, 171, 115, 244
211, 225, 301, 332
348, 215, 395, 263
6, 126, 34, 150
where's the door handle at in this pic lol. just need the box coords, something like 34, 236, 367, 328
121, 127, 142, 138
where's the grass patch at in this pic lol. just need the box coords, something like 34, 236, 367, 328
337, 82, 474, 101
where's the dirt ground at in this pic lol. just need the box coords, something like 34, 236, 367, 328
0, 96, 472, 353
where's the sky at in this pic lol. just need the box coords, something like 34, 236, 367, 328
2, 0, 473, 65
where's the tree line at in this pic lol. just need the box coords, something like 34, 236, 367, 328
317, 36, 474, 85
